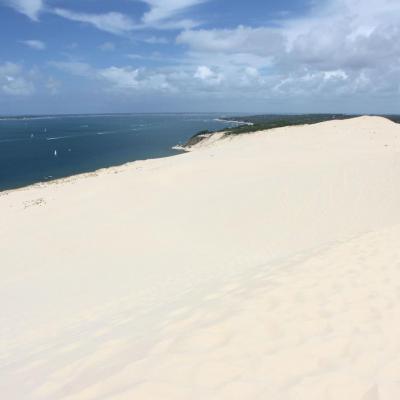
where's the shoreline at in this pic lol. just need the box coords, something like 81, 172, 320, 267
0, 147, 188, 195
0, 150, 188, 195
0, 117, 261, 193
0, 113, 233, 194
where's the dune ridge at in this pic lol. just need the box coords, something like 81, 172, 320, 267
1, 116, 400, 399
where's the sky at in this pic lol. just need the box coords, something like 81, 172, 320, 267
0, 0, 400, 115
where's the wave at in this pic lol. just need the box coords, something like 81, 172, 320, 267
47, 136, 71, 141
213, 118, 254, 126
96, 130, 118, 135
0, 116, 59, 122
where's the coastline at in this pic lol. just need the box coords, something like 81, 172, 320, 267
0, 150, 186, 196
1, 116, 400, 399
0, 113, 232, 192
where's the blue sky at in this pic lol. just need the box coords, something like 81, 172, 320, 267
1, 0, 400, 115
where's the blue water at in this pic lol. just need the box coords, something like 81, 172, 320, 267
0, 113, 237, 191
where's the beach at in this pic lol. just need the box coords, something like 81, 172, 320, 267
1, 116, 400, 399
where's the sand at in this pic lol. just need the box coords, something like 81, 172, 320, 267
1, 116, 400, 399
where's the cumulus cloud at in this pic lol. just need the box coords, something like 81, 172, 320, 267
20, 39, 46, 50
283, 0, 400, 72
5, 0, 400, 108
99, 67, 140, 89
50, 58, 272, 98
174, 0, 400, 100
98, 66, 176, 92
96, 65, 177, 93
50, 61, 175, 93
194, 66, 223, 85
0, 62, 35, 95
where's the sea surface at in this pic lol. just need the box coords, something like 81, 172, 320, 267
0, 113, 237, 191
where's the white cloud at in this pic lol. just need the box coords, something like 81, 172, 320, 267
178, 26, 284, 57
7, 0, 400, 108
3, 0, 44, 20
194, 66, 223, 85
98, 67, 139, 89
98, 66, 175, 92
49, 6, 199, 34
194, 65, 212, 80
143, 36, 169, 44
174, 0, 400, 100
0, 62, 35, 95
2, 0, 207, 35
49, 56, 399, 108
52, 8, 136, 35
2, 77, 34, 95
50, 60, 179, 93
20, 39, 46, 50
141, 0, 206, 24
323, 70, 348, 81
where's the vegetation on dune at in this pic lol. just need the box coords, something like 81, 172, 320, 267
184, 114, 400, 148
222, 114, 354, 135
184, 114, 352, 147
184, 129, 213, 147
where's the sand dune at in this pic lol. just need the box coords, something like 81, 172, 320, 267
1, 116, 400, 399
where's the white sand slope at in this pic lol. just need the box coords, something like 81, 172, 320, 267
1, 116, 400, 399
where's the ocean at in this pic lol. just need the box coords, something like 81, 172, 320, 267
0, 113, 237, 191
